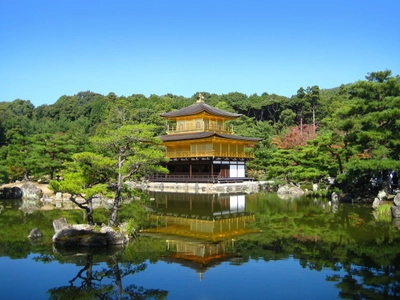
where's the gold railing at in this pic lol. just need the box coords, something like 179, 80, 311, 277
167, 123, 233, 134
165, 150, 254, 159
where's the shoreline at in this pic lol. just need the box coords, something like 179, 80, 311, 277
0, 181, 54, 196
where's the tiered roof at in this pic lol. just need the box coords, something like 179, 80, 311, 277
160, 101, 241, 119
160, 132, 261, 142
159, 96, 262, 143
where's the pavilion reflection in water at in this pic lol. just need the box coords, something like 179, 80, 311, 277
143, 192, 256, 278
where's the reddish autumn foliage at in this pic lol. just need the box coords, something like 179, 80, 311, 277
273, 124, 318, 149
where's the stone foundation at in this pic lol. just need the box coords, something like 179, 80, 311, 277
128, 181, 265, 194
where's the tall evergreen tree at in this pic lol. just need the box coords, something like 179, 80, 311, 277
336, 70, 400, 181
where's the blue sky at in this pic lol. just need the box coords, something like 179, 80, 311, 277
1, 0, 399, 107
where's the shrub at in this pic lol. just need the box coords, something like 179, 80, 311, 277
375, 203, 392, 222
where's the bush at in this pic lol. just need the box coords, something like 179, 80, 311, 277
375, 203, 392, 222
376, 204, 392, 217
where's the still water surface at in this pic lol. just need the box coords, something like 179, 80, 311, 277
1, 192, 399, 299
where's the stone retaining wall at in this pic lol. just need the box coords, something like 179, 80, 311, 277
127, 181, 270, 194
2, 181, 277, 213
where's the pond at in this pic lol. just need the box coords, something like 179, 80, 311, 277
1, 192, 400, 299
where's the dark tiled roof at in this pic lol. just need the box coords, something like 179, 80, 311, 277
160, 101, 242, 119
217, 132, 263, 142
160, 132, 262, 142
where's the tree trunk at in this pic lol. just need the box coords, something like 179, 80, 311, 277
299, 114, 303, 135
109, 187, 121, 226
312, 108, 316, 134
87, 199, 94, 225
337, 154, 344, 175
109, 154, 123, 226
331, 151, 344, 174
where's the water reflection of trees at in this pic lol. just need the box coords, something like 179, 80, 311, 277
143, 192, 400, 298
236, 194, 400, 299
3, 192, 400, 298
47, 246, 168, 300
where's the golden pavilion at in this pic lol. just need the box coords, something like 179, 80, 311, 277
152, 94, 261, 183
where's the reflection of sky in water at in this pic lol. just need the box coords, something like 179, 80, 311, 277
0, 254, 344, 299
1, 193, 392, 299
131, 258, 343, 300
0, 254, 88, 299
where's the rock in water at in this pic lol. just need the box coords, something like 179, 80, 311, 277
377, 190, 387, 201
277, 184, 305, 199
53, 217, 70, 233
372, 198, 381, 210
52, 218, 130, 248
21, 182, 43, 200
394, 193, 400, 206
28, 228, 43, 239
391, 206, 400, 218
331, 192, 339, 203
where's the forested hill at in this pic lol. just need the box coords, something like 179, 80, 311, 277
0, 86, 346, 137
1, 70, 399, 190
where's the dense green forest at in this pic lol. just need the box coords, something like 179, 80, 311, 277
1, 70, 400, 192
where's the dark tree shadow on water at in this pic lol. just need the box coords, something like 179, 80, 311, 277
47, 247, 168, 300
